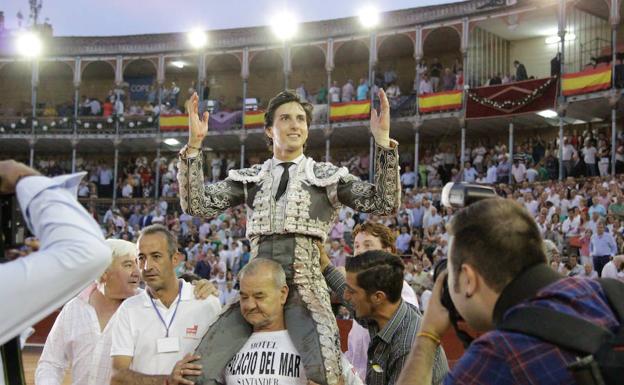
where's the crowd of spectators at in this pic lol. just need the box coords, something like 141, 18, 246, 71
13, 125, 623, 311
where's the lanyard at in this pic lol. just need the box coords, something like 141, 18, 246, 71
150, 280, 183, 337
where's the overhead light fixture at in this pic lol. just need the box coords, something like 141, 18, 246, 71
358, 5, 380, 29
188, 29, 208, 49
545, 33, 576, 45
537, 109, 558, 119
164, 138, 181, 146
16, 31, 43, 57
271, 11, 298, 41
171, 60, 185, 69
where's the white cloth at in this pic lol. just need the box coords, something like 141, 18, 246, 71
223, 330, 362, 385
110, 280, 221, 375
35, 284, 135, 385
0, 173, 111, 346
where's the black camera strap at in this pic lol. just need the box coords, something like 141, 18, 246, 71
492, 263, 563, 326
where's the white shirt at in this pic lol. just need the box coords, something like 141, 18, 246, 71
35, 284, 134, 385
219, 288, 239, 306
110, 280, 221, 375
400, 171, 417, 187
271, 154, 305, 198
223, 330, 362, 385
583, 146, 597, 164
486, 166, 498, 184
463, 168, 478, 183
601, 261, 624, 280
0, 173, 111, 347
562, 144, 576, 161
511, 163, 527, 183
121, 183, 133, 198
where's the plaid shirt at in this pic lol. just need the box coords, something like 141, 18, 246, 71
445, 278, 621, 385
325, 266, 448, 385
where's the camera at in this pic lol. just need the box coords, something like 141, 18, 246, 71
434, 183, 497, 347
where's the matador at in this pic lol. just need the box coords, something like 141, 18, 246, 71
177, 89, 400, 385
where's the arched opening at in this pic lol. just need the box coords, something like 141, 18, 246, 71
81, 60, 115, 108
38, 61, 74, 117
164, 56, 198, 110
333, 40, 370, 95
123, 59, 157, 108
0, 62, 34, 116
422, 27, 462, 92
377, 34, 416, 95
248, 49, 283, 109
290, 45, 326, 104
206, 53, 242, 110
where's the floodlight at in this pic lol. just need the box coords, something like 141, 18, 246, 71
537, 109, 558, 119
359, 6, 380, 29
16, 32, 42, 58
188, 29, 208, 49
171, 61, 185, 69
164, 138, 181, 146
271, 12, 298, 40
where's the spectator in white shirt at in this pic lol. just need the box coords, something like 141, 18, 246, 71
219, 280, 239, 306
400, 165, 417, 189
110, 225, 221, 383
485, 161, 498, 184
561, 138, 577, 178
328, 81, 341, 103
511, 158, 527, 184
36, 240, 140, 385
600, 255, 624, 281
418, 74, 433, 95
582, 139, 598, 177
462, 162, 478, 183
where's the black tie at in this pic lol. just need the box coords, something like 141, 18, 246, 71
275, 162, 294, 201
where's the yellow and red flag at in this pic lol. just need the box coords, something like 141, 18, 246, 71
418, 90, 463, 113
243, 110, 265, 128
159, 114, 187, 131
562, 65, 612, 96
330, 100, 371, 122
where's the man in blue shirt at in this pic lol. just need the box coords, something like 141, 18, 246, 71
356, 78, 369, 101
590, 221, 618, 276
396, 199, 621, 385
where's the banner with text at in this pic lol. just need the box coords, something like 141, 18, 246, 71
126, 77, 154, 101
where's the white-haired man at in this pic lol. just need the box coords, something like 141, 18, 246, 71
36, 239, 216, 385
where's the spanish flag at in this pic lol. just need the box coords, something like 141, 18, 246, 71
330, 100, 371, 122
418, 90, 463, 113
244, 110, 265, 128
159, 114, 187, 131
562, 65, 612, 96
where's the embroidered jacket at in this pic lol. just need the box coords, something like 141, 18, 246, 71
177, 140, 400, 242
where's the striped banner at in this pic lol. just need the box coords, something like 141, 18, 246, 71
330, 100, 370, 122
243, 110, 265, 128
418, 90, 463, 113
562, 65, 612, 96
159, 114, 187, 131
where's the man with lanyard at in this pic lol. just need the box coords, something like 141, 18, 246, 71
110, 225, 221, 384
36, 239, 217, 385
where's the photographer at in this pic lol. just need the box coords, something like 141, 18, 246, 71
0, 160, 112, 346
397, 198, 621, 385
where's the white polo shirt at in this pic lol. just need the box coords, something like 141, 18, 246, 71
110, 280, 221, 375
